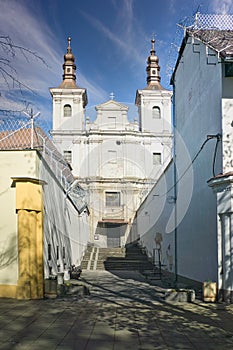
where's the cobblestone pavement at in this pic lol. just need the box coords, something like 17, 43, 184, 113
0, 270, 233, 349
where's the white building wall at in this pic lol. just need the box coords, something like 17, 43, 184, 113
208, 174, 233, 301
51, 89, 86, 131
136, 90, 172, 134
222, 65, 233, 172
132, 161, 176, 272
0, 151, 39, 285
134, 36, 232, 285
39, 156, 89, 278
173, 37, 223, 283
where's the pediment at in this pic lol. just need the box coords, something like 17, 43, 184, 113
95, 100, 128, 111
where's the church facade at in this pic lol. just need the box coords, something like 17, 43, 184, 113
51, 38, 172, 247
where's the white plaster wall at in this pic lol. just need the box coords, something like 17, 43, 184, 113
133, 161, 176, 272
0, 150, 39, 285
209, 176, 233, 299
222, 98, 233, 173
134, 38, 230, 284
51, 89, 86, 131
95, 101, 129, 130
39, 156, 89, 278
173, 37, 223, 282
137, 90, 172, 134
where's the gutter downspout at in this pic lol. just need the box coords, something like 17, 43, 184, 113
171, 78, 178, 286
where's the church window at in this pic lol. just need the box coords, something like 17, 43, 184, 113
152, 106, 161, 119
153, 152, 162, 165
63, 150, 72, 164
64, 104, 72, 117
106, 192, 120, 207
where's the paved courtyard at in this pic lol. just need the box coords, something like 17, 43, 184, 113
0, 271, 233, 349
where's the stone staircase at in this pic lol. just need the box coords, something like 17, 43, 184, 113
81, 242, 158, 274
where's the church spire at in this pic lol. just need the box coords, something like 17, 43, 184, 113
146, 38, 163, 90
59, 37, 78, 88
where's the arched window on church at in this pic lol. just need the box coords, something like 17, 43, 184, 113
152, 106, 161, 119
64, 104, 72, 117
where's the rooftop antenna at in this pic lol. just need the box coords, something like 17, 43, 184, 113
23, 108, 40, 149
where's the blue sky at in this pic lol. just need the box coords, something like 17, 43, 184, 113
0, 0, 232, 128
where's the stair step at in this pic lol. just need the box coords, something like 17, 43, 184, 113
80, 244, 160, 277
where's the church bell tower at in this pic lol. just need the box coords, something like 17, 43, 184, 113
50, 37, 87, 132
135, 38, 172, 134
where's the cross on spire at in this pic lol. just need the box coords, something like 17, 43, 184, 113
151, 33, 156, 54
67, 37, 71, 52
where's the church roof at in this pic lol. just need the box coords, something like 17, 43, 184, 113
137, 38, 169, 92
58, 37, 79, 89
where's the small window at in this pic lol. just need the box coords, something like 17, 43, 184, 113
106, 192, 120, 207
63, 150, 72, 164
63, 247, 65, 259
64, 104, 72, 117
56, 246, 59, 260
225, 63, 233, 77
152, 106, 161, 119
153, 152, 162, 165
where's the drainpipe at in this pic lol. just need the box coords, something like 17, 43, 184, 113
172, 79, 178, 286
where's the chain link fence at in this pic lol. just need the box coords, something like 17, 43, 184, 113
194, 13, 233, 30
0, 116, 70, 186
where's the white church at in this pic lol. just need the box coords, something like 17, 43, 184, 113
50, 37, 172, 248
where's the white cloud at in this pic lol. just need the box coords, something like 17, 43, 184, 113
80, 6, 146, 69
168, 0, 176, 15
211, 0, 233, 14
0, 0, 107, 120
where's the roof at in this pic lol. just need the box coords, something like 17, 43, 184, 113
209, 172, 233, 180
171, 28, 233, 84
0, 125, 88, 212
0, 125, 73, 179
187, 29, 233, 58
0, 126, 46, 150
